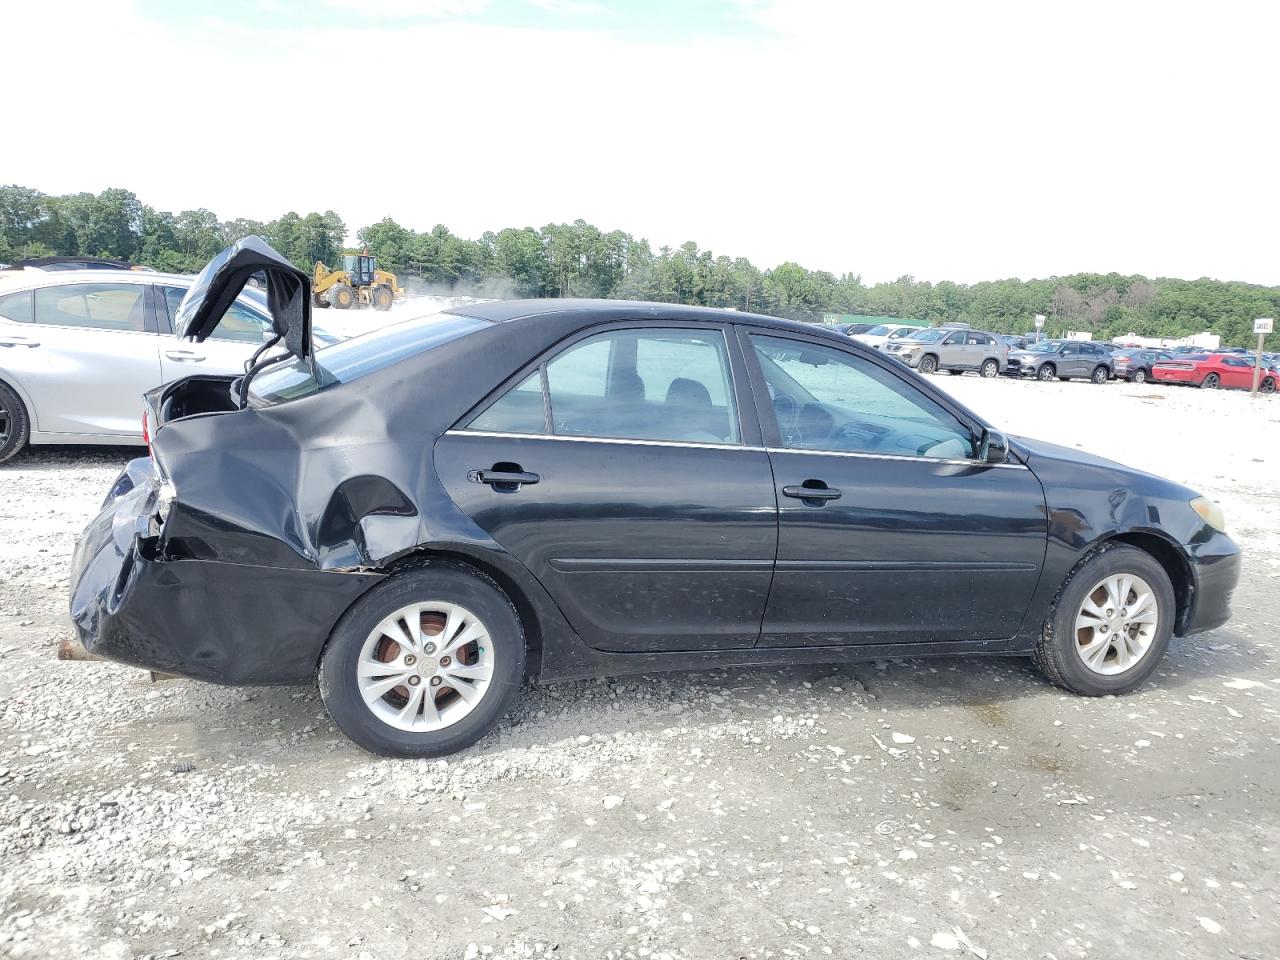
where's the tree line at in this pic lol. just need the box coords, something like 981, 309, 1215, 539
3, 184, 1276, 346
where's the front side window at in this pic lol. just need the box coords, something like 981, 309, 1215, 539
751, 334, 975, 460
944, 331, 966, 344
34, 282, 147, 332
0, 290, 33, 324
468, 327, 740, 444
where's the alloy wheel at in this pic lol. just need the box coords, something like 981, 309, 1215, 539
1262, 377, 1277, 394
1133, 369, 1146, 383
1203, 373, 1219, 389
0, 404, 8, 448
1073, 573, 1159, 675
1037, 364, 1055, 381
980, 359, 998, 378
1092, 366, 1108, 384
357, 601, 495, 732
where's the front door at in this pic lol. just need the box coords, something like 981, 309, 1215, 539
26, 281, 162, 437
744, 331, 1047, 647
435, 322, 778, 653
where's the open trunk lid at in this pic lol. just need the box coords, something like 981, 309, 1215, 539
175, 236, 312, 362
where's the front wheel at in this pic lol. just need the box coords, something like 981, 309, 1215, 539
1132, 368, 1147, 384
1261, 376, 1277, 394
917, 354, 938, 374
0, 381, 30, 465
319, 564, 525, 757
1032, 544, 1175, 696
330, 283, 355, 310
1201, 373, 1220, 389
1036, 364, 1056, 381
1091, 365, 1109, 384
980, 358, 999, 378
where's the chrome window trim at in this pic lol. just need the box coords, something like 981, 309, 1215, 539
446, 429, 758, 452
444, 429, 1028, 468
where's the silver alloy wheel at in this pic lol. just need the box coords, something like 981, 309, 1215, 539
357, 601, 496, 732
1037, 364, 1055, 381
1092, 366, 1108, 383
1132, 369, 1146, 383
0, 405, 8, 447
981, 359, 998, 378
1073, 573, 1159, 675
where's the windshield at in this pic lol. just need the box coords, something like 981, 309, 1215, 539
906, 329, 945, 343
250, 311, 489, 403
864, 325, 893, 336
1026, 340, 1062, 353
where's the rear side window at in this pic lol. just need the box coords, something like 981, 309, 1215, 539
162, 285, 270, 342
250, 311, 489, 404
466, 328, 741, 445
34, 282, 147, 331
0, 290, 33, 323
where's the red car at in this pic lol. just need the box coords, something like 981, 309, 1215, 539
1151, 353, 1278, 392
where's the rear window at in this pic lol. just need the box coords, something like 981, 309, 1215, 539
250, 311, 489, 404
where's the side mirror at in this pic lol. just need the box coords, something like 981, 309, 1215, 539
979, 429, 1009, 464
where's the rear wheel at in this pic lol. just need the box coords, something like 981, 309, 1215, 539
980, 358, 999, 378
1037, 364, 1056, 382
917, 354, 938, 374
1132, 368, 1147, 384
1032, 544, 1175, 696
0, 381, 30, 465
372, 286, 394, 311
330, 283, 355, 310
1091, 365, 1109, 384
319, 565, 525, 757
313, 292, 331, 308
1201, 372, 1220, 389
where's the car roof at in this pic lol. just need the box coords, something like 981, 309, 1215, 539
445, 298, 831, 337
0, 268, 194, 290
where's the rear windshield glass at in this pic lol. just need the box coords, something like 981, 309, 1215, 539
250, 311, 489, 404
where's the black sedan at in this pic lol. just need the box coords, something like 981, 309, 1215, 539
67, 239, 1241, 757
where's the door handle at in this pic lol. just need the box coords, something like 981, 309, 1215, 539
0, 337, 39, 348
469, 467, 540, 491
165, 349, 205, 361
783, 481, 842, 502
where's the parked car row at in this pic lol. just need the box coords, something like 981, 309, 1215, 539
840, 322, 1280, 393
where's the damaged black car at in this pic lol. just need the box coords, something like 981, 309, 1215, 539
67, 238, 1241, 757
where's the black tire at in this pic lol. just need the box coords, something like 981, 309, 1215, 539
1036, 363, 1056, 382
917, 354, 938, 374
0, 380, 30, 465
980, 358, 999, 378
313, 293, 331, 308
1201, 373, 1219, 389
1132, 368, 1147, 384
1032, 544, 1176, 696
372, 286, 394, 311
318, 564, 526, 758
330, 283, 355, 310
1091, 365, 1109, 384
1262, 376, 1277, 394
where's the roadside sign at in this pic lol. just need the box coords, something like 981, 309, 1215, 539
1255, 318, 1274, 334
1034, 314, 1045, 329
1251, 319, 1272, 394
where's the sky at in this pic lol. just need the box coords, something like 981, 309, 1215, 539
3, 0, 1278, 285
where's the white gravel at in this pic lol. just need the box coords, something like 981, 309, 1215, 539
1, 372, 1278, 959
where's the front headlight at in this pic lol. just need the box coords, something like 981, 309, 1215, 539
1191, 496, 1226, 532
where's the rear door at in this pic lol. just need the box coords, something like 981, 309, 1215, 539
25, 281, 162, 437
435, 320, 779, 653
156, 284, 263, 379
742, 329, 1046, 647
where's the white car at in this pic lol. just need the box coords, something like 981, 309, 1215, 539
0, 269, 339, 463
850, 323, 924, 351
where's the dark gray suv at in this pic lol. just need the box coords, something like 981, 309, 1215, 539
1008, 340, 1112, 384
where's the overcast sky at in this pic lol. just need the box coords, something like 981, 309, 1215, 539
4, 0, 1277, 284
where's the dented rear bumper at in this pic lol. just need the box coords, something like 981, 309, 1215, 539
68, 458, 383, 685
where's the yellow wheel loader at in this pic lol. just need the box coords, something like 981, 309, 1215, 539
312, 254, 405, 311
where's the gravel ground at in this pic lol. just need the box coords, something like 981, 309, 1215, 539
1, 375, 1278, 960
